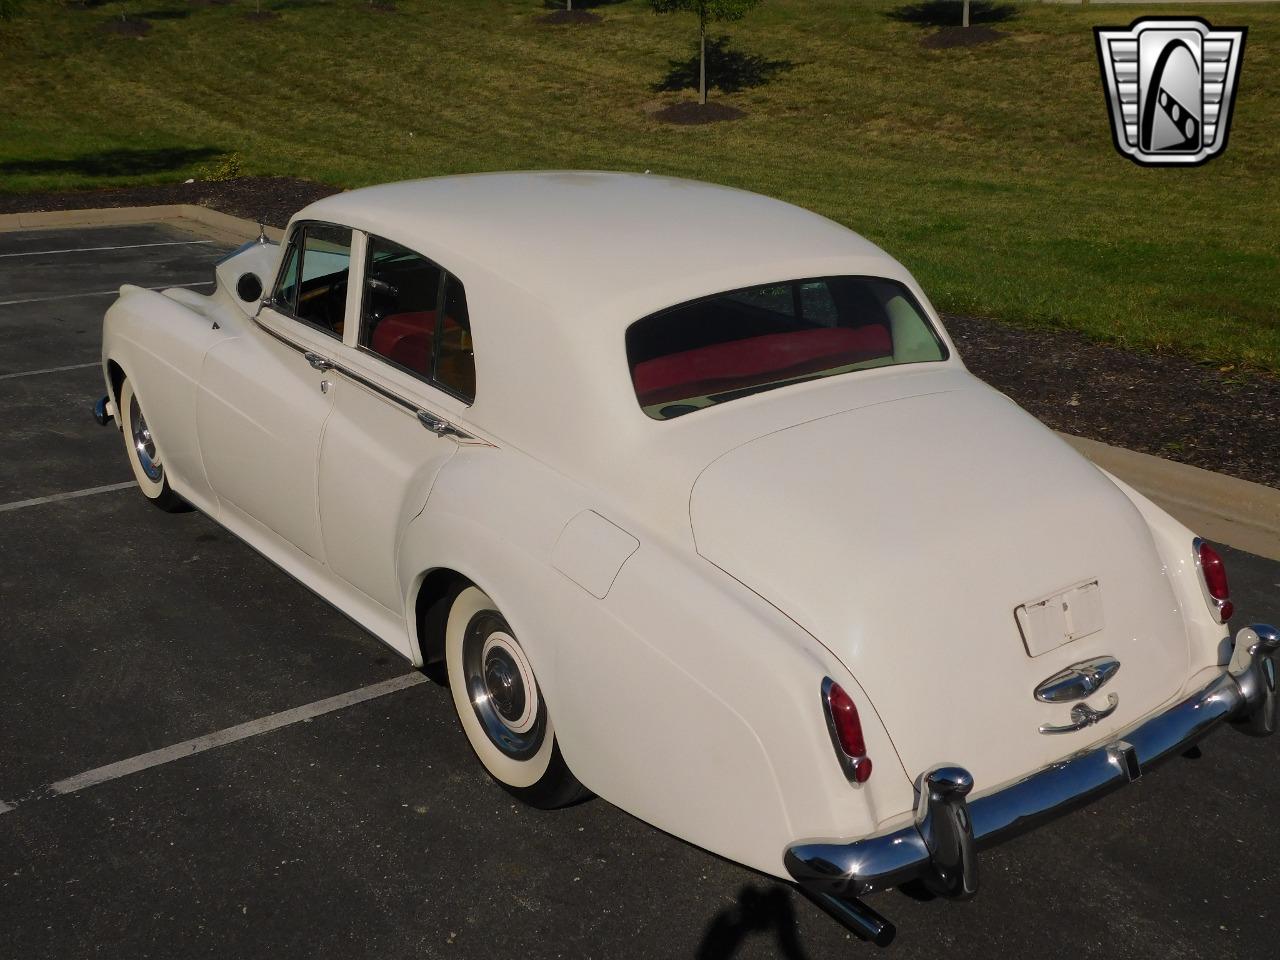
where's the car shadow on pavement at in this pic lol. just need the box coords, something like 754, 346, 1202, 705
696, 884, 811, 959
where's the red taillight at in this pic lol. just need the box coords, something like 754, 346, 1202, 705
1196, 539, 1234, 623
823, 679, 873, 783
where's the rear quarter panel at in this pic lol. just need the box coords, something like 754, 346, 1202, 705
397, 446, 917, 877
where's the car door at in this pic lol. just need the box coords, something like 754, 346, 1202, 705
197, 222, 355, 562
316, 233, 477, 618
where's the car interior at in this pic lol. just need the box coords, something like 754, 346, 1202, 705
626, 276, 946, 419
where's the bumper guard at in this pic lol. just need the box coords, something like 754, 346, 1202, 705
786, 623, 1280, 946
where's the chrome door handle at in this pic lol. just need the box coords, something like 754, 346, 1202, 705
414, 409, 455, 440
304, 352, 334, 371
416, 409, 467, 439
1039, 693, 1120, 735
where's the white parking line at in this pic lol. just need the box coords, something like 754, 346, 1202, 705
0, 280, 214, 308
0, 240, 214, 259
0, 481, 136, 514
0, 361, 99, 381
0, 673, 427, 814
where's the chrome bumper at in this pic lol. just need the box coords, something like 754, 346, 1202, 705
786, 624, 1279, 943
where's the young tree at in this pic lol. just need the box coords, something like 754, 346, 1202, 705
650, 0, 762, 106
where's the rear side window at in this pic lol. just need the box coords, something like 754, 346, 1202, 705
626, 276, 947, 420
357, 235, 476, 403
270, 222, 352, 339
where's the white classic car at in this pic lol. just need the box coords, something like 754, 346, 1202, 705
97, 172, 1276, 945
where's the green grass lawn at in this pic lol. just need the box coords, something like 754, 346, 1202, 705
1, 0, 1277, 369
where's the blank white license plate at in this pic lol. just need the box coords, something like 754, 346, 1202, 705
1015, 580, 1104, 657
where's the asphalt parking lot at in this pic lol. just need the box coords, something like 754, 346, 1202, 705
1, 220, 1278, 960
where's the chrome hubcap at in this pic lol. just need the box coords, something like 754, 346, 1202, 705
463, 611, 546, 759
129, 394, 162, 482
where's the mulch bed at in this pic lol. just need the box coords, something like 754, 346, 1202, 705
946, 313, 1280, 489
923, 26, 1005, 49
1, 176, 1276, 488
653, 101, 746, 125
538, 10, 602, 25
0, 176, 339, 229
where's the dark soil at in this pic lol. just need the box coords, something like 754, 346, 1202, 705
243, 10, 281, 21
653, 101, 746, 125
1, 176, 1275, 488
368, 0, 397, 12
539, 10, 602, 25
923, 25, 1005, 49
100, 17, 152, 37
0, 176, 339, 229
946, 313, 1280, 489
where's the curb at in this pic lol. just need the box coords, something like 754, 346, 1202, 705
2, 205, 1278, 561
0, 204, 285, 245
1060, 434, 1280, 563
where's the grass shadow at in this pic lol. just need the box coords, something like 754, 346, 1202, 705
0, 146, 222, 178
541, 0, 627, 8
886, 1, 1019, 27
653, 35, 795, 95
136, 9, 192, 19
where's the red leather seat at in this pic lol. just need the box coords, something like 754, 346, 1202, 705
633, 325, 891, 406
372, 311, 435, 376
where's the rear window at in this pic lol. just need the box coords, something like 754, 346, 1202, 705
626, 277, 947, 420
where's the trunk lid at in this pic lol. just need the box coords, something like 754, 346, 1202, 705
690, 385, 1190, 793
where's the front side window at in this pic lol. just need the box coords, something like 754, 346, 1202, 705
270, 223, 352, 339
626, 276, 947, 420
357, 235, 476, 402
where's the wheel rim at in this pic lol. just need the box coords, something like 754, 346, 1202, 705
462, 611, 546, 760
128, 393, 162, 482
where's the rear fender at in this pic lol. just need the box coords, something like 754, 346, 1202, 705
397, 448, 916, 877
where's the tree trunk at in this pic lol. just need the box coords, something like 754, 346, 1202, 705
963, 0, 970, 27
567, 0, 572, 9
699, 22, 707, 105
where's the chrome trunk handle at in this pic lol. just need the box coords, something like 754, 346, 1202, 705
1039, 693, 1120, 735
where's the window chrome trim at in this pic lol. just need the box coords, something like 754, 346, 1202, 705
250, 314, 478, 442
355, 234, 476, 406
267, 220, 351, 343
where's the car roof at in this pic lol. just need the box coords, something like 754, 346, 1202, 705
296, 171, 904, 320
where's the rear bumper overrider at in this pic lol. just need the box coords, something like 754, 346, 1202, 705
786, 623, 1280, 947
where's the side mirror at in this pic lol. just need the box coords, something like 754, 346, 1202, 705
236, 272, 264, 304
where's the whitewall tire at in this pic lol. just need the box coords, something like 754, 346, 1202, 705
118, 376, 188, 512
445, 585, 588, 808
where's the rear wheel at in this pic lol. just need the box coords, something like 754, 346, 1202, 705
445, 584, 589, 808
118, 376, 188, 513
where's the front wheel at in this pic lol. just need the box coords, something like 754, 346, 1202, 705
445, 585, 589, 809
118, 376, 188, 513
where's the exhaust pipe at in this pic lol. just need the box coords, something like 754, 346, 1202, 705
93, 395, 113, 427
797, 887, 896, 948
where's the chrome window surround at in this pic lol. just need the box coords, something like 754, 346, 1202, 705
266, 220, 351, 343
354, 235, 475, 406
249, 315, 478, 443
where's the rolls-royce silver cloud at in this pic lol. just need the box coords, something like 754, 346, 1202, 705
96, 172, 1277, 946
